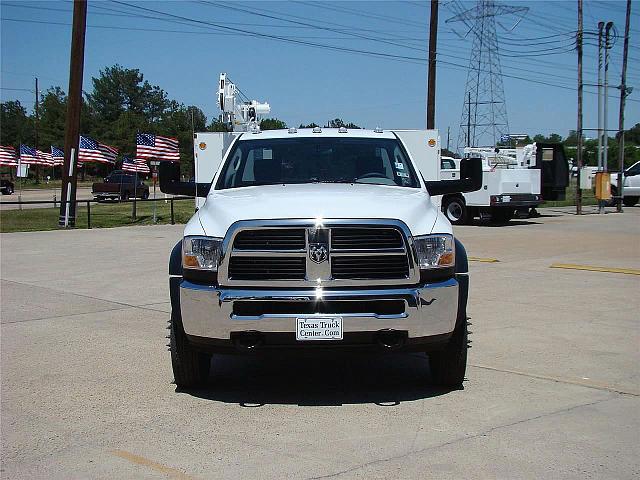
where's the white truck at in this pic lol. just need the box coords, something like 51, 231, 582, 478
611, 161, 640, 207
439, 149, 542, 224
160, 127, 482, 389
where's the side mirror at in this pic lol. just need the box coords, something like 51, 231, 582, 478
159, 162, 210, 197
424, 157, 483, 196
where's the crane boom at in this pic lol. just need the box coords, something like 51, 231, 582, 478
218, 73, 271, 132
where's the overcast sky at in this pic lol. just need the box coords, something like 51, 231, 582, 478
1, 0, 638, 149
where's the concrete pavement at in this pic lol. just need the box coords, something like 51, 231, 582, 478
1, 208, 639, 479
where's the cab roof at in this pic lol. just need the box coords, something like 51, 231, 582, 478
238, 128, 398, 140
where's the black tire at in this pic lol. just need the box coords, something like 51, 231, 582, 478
623, 196, 639, 207
1, 186, 12, 195
121, 191, 130, 201
429, 319, 468, 388
443, 196, 470, 225
490, 207, 514, 224
169, 312, 211, 389
142, 190, 149, 200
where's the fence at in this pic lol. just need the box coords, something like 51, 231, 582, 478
0, 196, 196, 232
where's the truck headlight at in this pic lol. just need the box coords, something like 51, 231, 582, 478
413, 234, 455, 269
183, 236, 222, 270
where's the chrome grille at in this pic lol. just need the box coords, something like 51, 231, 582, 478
220, 220, 418, 286
331, 228, 403, 250
228, 257, 305, 280
331, 255, 409, 279
234, 228, 305, 250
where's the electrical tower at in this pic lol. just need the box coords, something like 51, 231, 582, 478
447, 0, 528, 151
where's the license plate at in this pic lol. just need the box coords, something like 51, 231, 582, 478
296, 317, 343, 341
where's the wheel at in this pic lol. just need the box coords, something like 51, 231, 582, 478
490, 207, 514, 224
142, 190, 149, 200
1, 186, 13, 195
429, 319, 468, 388
169, 312, 211, 389
443, 196, 470, 225
623, 196, 639, 207
121, 191, 130, 201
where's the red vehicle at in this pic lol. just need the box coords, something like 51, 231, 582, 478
92, 171, 149, 202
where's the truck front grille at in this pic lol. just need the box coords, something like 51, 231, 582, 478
223, 222, 416, 285
331, 255, 409, 279
233, 228, 306, 250
331, 228, 403, 249
228, 257, 306, 280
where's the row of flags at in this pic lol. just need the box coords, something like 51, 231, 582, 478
0, 133, 179, 171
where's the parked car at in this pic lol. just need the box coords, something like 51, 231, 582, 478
1, 179, 15, 195
92, 170, 149, 202
160, 128, 483, 389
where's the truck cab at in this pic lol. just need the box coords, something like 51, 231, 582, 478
161, 128, 482, 389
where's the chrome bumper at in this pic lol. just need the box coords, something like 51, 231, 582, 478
179, 279, 459, 340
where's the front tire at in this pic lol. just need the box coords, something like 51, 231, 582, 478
429, 320, 468, 388
443, 196, 470, 225
170, 312, 211, 389
623, 196, 639, 207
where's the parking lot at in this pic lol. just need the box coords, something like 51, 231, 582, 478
1, 207, 638, 479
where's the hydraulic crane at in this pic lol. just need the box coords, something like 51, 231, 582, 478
218, 73, 271, 132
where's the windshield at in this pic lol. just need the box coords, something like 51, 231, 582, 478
215, 137, 420, 189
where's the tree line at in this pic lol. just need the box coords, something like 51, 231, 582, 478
2, 64, 638, 181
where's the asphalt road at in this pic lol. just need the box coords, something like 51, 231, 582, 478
1, 208, 639, 479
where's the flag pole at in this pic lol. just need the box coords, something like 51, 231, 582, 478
133, 166, 138, 220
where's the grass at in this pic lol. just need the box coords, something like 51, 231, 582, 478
0, 198, 195, 233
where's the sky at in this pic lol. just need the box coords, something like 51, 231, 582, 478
1, 0, 638, 150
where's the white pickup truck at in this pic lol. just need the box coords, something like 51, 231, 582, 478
160, 128, 482, 389
612, 161, 640, 207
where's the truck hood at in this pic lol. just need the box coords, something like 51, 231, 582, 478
192, 183, 445, 238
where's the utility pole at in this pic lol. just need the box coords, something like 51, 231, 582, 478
427, 0, 439, 129
34, 77, 40, 184
446, 126, 450, 151
59, 0, 87, 228
617, 0, 631, 213
597, 22, 604, 172
576, 0, 583, 215
603, 22, 613, 174
467, 91, 471, 148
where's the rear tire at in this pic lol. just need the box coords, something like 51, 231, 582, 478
1, 186, 13, 195
443, 196, 470, 225
142, 190, 149, 200
429, 320, 468, 388
623, 196, 639, 207
121, 191, 130, 201
170, 312, 211, 389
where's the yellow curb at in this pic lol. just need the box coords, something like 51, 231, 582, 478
468, 256, 500, 263
550, 263, 640, 275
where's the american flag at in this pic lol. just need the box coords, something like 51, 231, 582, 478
19, 144, 38, 164
0, 146, 18, 166
79, 136, 118, 164
36, 149, 55, 166
136, 133, 180, 161
122, 157, 150, 174
51, 146, 64, 166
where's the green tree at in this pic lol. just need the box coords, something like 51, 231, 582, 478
1, 100, 34, 146
87, 64, 169, 125
38, 87, 67, 149
299, 122, 319, 129
327, 118, 361, 129
260, 118, 287, 130
208, 118, 229, 132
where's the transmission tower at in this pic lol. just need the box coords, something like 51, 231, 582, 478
447, 0, 528, 151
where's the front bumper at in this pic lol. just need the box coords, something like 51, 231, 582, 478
179, 278, 459, 342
